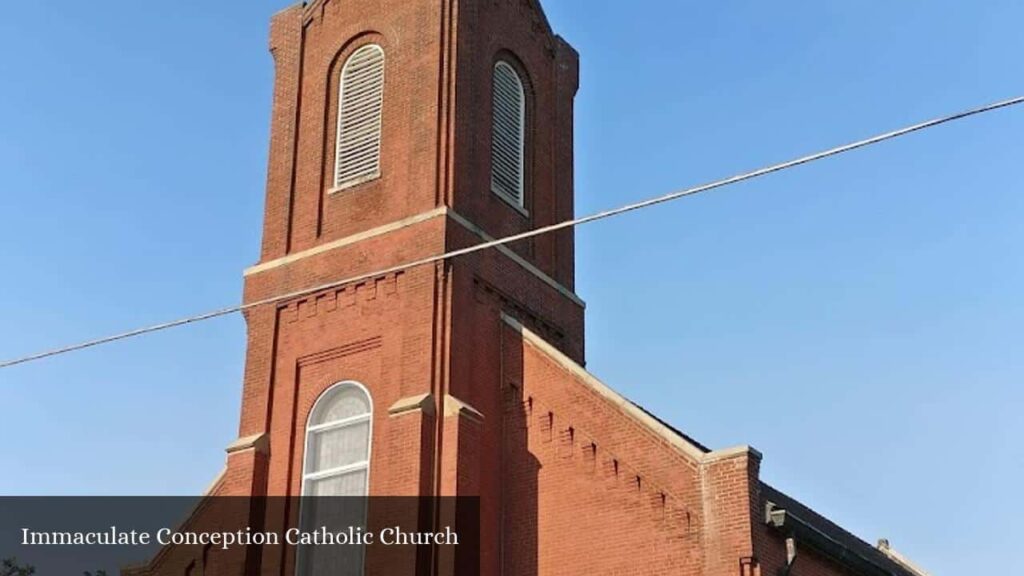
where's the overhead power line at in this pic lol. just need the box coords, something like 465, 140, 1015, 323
2, 96, 1022, 370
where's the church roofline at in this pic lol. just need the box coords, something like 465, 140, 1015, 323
763, 483, 924, 576
502, 311, 917, 576
501, 312, 758, 464
877, 539, 932, 576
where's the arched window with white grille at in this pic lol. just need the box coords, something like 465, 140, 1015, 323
298, 382, 372, 575
491, 61, 526, 208
333, 44, 385, 191
302, 381, 372, 496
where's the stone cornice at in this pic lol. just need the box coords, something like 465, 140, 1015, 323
243, 207, 585, 308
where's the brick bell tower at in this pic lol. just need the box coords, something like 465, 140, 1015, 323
223, 0, 583, 572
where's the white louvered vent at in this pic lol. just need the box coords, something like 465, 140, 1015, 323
334, 44, 385, 190
491, 61, 526, 207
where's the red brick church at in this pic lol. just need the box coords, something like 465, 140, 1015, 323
131, 0, 929, 574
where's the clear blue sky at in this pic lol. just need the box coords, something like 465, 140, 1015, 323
1, 0, 1021, 572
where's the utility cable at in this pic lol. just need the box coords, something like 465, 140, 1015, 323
1, 96, 1021, 370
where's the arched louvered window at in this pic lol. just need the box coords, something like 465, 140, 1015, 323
298, 382, 372, 575
334, 44, 385, 191
491, 61, 526, 208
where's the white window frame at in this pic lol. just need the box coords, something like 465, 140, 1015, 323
295, 381, 373, 576
300, 380, 373, 495
490, 60, 528, 215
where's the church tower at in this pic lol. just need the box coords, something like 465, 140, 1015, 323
225, 0, 583, 572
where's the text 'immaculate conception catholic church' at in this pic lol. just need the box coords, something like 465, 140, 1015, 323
128, 0, 928, 574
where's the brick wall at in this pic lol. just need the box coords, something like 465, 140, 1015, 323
498, 319, 703, 575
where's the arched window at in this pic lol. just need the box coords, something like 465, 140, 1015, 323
491, 61, 526, 208
298, 383, 372, 574
334, 44, 385, 191
301, 382, 372, 496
